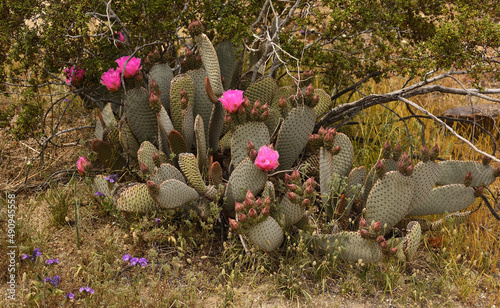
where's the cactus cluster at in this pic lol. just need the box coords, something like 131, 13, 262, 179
87, 21, 499, 264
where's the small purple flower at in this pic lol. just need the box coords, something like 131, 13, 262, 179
79, 286, 95, 294
122, 254, 131, 262
65, 292, 75, 300
138, 258, 147, 267
46, 259, 59, 265
44, 275, 61, 287
155, 218, 161, 224
95, 191, 105, 197
105, 174, 118, 183
129, 257, 139, 266
22, 248, 42, 262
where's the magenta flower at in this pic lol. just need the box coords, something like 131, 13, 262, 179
254, 145, 279, 172
219, 89, 245, 114
117, 31, 125, 42
101, 68, 121, 92
116, 56, 142, 78
76, 156, 91, 176
64, 66, 85, 86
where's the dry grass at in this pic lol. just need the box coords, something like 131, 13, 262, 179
1, 74, 500, 307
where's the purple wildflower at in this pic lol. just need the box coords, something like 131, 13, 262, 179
122, 254, 131, 262
22, 248, 42, 262
129, 257, 139, 266
65, 292, 75, 300
138, 258, 147, 267
155, 218, 161, 224
79, 286, 95, 294
105, 174, 118, 183
95, 191, 105, 197
44, 275, 61, 287
46, 259, 59, 265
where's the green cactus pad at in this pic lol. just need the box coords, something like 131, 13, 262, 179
170, 73, 195, 133
154, 179, 199, 209
231, 121, 270, 169
101, 103, 117, 129
178, 153, 207, 194
157, 105, 174, 155
244, 76, 278, 105
246, 216, 284, 252
113, 183, 159, 213
408, 184, 476, 216
362, 158, 398, 202
319, 147, 335, 206
195, 33, 223, 96
313, 88, 332, 118
224, 157, 268, 211
118, 120, 140, 159
125, 88, 158, 144
306, 231, 383, 263
91, 139, 126, 170
332, 132, 354, 178
279, 195, 304, 228
299, 155, 320, 177
208, 102, 225, 151
430, 212, 471, 231
436, 160, 497, 187
150, 163, 186, 185
396, 221, 421, 262
148, 63, 173, 112
93, 174, 116, 198
182, 103, 194, 150
195, 115, 208, 173
215, 40, 237, 90
168, 130, 188, 155
137, 141, 159, 172
345, 166, 366, 207
95, 116, 104, 140
187, 69, 211, 140
275, 106, 316, 170
409, 161, 441, 213
365, 171, 415, 234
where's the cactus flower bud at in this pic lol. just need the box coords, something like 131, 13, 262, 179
261, 206, 270, 217
224, 113, 232, 123
245, 190, 255, 201
228, 218, 239, 231
318, 126, 326, 137
474, 186, 484, 198
430, 143, 439, 161
253, 99, 261, 109
305, 184, 315, 195
390, 247, 398, 255
421, 145, 430, 162
405, 164, 414, 176
482, 155, 492, 166
263, 196, 271, 206
382, 141, 392, 159
302, 198, 311, 207
254, 198, 262, 208
359, 217, 367, 228
393, 143, 402, 161
330, 145, 341, 155
146, 180, 160, 196
305, 83, 314, 97
239, 213, 247, 222
234, 202, 245, 213
287, 192, 298, 202
152, 152, 161, 167
188, 20, 204, 37
286, 184, 298, 191
376, 235, 385, 243
375, 160, 386, 179
372, 221, 381, 232
249, 149, 257, 160
324, 130, 334, 144
250, 107, 258, 117
149, 79, 160, 95
278, 96, 287, 108
149, 92, 161, 113
248, 208, 258, 218
261, 110, 269, 120
140, 162, 150, 175
284, 173, 292, 183
464, 171, 473, 187
379, 240, 388, 249
242, 96, 250, 108
291, 169, 301, 181
76, 156, 92, 176
359, 229, 369, 238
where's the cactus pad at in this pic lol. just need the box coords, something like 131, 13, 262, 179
436, 161, 497, 187
137, 141, 160, 172
113, 183, 159, 213
150, 163, 186, 185
408, 184, 476, 216
244, 76, 278, 105
154, 179, 199, 209
231, 121, 270, 168
125, 88, 158, 144
246, 216, 284, 252
93, 174, 116, 198
409, 161, 440, 213
278, 195, 304, 228
178, 153, 207, 194
313, 88, 332, 118
396, 221, 421, 262
195, 33, 223, 96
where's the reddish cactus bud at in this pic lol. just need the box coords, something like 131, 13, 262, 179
375, 160, 386, 179
180, 97, 188, 109
239, 213, 247, 222
324, 130, 334, 145
359, 217, 367, 228
405, 164, 414, 176
242, 96, 250, 108
305, 184, 315, 195
261, 110, 269, 120
382, 141, 392, 159
278, 96, 287, 108
318, 126, 326, 137
305, 177, 315, 187
379, 240, 388, 249
237, 105, 246, 115
146, 180, 160, 195
291, 169, 301, 181
250, 108, 258, 117
248, 208, 258, 218
302, 198, 311, 207
246, 140, 255, 151
149, 92, 161, 113
284, 173, 292, 183
188, 20, 204, 37
263, 196, 271, 206
245, 190, 255, 201
224, 113, 232, 123
253, 99, 261, 109
305, 83, 314, 97
330, 145, 341, 155
254, 198, 262, 208
482, 155, 492, 166
261, 206, 270, 217
464, 171, 473, 187
393, 143, 402, 161
360, 229, 369, 238
376, 235, 385, 243
150, 79, 160, 95
287, 192, 298, 202
430, 143, 439, 161
140, 162, 150, 175
228, 218, 239, 231
287, 184, 298, 192
421, 145, 430, 162
234, 202, 245, 213
390, 247, 398, 255
152, 152, 161, 167
249, 149, 257, 160
371, 221, 381, 232
474, 186, 484, 198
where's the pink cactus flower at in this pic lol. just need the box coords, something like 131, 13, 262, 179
76, 156, 91, 176
254, 145, 279, 172
100, 68, 121, 92
116, 56, 142, 78
117, 31, 125, 42
219, 89, 245, 114
64, 66, 85, 86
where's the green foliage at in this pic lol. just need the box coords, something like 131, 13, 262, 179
43, 183, 72, 227
11, 89, 44, 140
